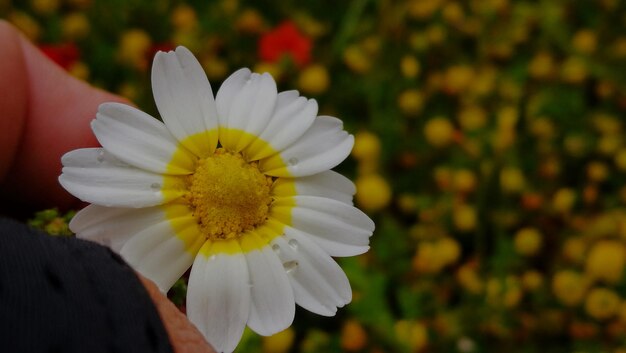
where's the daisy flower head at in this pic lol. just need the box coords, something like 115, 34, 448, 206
59, 46, 374, 353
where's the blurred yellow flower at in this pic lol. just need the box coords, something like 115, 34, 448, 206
171, 4, 198, 32
503, 284, 523, 308
398, 89, 424, 116
62, 12, 90, 40
592, 113, 622, 134
458, 105, 487, 131
529, 117, 556, 140
561, 57, 588, 84
414, 242, 444, 273
453, 169, 477, 194
442, 2, 464, 25
355, 174, 392, 212
563, 237, 586, 264
426, 25, 446, 45
468, 66, 496, 97
514, 227, 543, 256
69, 61, 89, 81
31, 0, 59, 15
596, 135, 621, 156
408, 0, 443, 19
437, 237, 461, 265
352, 131, 381, 162
396, 196, 416, 217
293, 12, 327, 38
235, 8, 266, 34
395, 320, 428, 351
116, 81, 140, 102
585, 287, 621, 320
586, 240, 625, 284
457, 262, 483, 294
424, 117, 455, 147
253, 62, 282, 81
486, 276, 522, 308
400, 55, 421, 78
496, 106, 518, 130
587, 161, 609, 183
8, 11, 41, 41
118, 29, 152, 71
443, 65, 474, 94
522, 270, 544, 291
343, 45, 371, 74
552, 188, 576, 213
453, 204, 477, 232
563, 133, 589, 158
499, 167, 526, 194
528, 52, 555, 79
298, 64, 330, 95
572, 29, 597, 54
552, 270, 587, 307
341, 320, 367, 352
433, 166, 452, 191
202, 56, 229, 81
262, 328, 295, 353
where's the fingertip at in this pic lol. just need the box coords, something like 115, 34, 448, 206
0, 20, 28, 184
0, 24, 129, 211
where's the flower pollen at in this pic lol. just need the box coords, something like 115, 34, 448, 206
188, 148, 272, 240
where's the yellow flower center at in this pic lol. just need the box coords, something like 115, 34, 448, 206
187, 148, 272, 240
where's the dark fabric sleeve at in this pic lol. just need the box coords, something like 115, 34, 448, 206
0, 217, 174, 353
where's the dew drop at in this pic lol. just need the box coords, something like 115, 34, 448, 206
208, 255, 217, 261
283, 260, 298, 273
150, 182, 161, 190
271, 244, 280, 254
288, 158, 299, 166
96, 151, 105, 163
287, 239, 299, 250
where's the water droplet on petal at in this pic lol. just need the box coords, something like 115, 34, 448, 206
208, 255, 217, 261
283, 260, 298, 273
150, 182, 161, 190
288, 157, 299, 166
271, 244, 280, 254
288, 239, 299, 250
97, 150, 105, 163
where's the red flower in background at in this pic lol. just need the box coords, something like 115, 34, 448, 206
39, 43, 80, 70
258, 21, 311, 67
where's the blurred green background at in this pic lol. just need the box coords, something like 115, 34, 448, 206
4, 0, 626, 352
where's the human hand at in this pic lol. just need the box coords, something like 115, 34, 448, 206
0, 20, 215, 353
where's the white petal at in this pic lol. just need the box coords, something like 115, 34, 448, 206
119, 216, 201, 292
260, 116, 354, 177
274, 196, 374, 257
188, 247, 250, 353
92, 103, 195, 174
271, 234, 351, 316
217, 72, 278, 152
70, 204, 166, 252
294, 171, 355, 204
152, 46, 218, 157
246, 91, 318, 161
245, 243, 295, 336
59, 148, 185, 207
215, 68, 252, 127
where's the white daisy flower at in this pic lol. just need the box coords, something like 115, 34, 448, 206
59, 46, 374, 353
